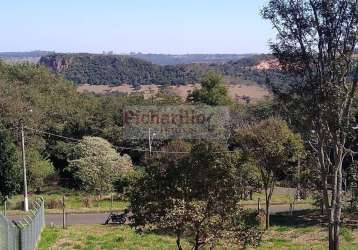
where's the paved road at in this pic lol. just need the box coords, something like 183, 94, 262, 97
46, 212, 109, 225
8, 204, 314, 225
9, 212, 109, 225
245, 203, 314, 214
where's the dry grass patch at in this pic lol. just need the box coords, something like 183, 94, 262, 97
77, 83, 271, 103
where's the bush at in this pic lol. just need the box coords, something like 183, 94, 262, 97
68, 137, 133, 195
26, 149, 55, 193
6, 200, 23, 210
114, 170, 140, 197
83, 197, 93, 208
45, 199, 63, 209
340, 227, 353, 242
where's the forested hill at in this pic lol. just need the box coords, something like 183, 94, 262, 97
39, 53, 199, 86
39, 53, 277, 86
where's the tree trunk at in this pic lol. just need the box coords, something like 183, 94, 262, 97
333, 164, 343, 250
193, 227, 200, 250
265, 188, 270, 230
328, 168, 337, 250
328, 220, 334, 250
176, 235, 183, 250
324, 152, 344, 250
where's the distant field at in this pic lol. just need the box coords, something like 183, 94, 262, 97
77, 83, 271, 103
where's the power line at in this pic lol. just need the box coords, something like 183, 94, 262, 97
23, 126, 237, 155
24, 126, 190, 154
24, 127, 80, 142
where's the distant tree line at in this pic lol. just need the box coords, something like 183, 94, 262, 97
39, 53, 199, 86
129, 53, 256, 65
39, 53, 285, 87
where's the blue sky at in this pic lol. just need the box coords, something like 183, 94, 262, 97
0, 0, 275, 54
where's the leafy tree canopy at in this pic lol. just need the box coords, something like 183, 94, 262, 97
0, 123, 21, 200
187, 72, 233, 106
68, 136, 133, 194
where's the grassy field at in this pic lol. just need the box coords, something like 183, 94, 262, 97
37, 224, 358, 250
1, 186, 313, 215
37, 225, 191, 250
1, 186, 128, 215
36, 210, 358, 250
77, 82, 271, 103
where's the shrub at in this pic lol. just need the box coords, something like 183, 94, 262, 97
45, 199, 62, 209
83, 197, 93, 208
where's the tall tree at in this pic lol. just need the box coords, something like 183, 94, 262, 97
68, 136, 133, 195
26, 149, 55, 193
262, 1, 358, 249
236, 118, 303, 229
130, 141, 261, 249
187, 72, 232, 106
0, 124, 21, 200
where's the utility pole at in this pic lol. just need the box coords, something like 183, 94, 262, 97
148, 128, 156, 156
21, 123, 29, 212
148, 128, 152, 156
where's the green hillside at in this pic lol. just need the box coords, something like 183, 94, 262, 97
39, 53, 199, 86
39, 53, 278, 87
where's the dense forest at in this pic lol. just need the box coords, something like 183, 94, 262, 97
39, 53, 200, 86
39, 53, 276, 87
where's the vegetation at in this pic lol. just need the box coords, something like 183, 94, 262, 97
0, 51, 256, 65
26, 149, 55, 193
0, 50, 357, 249
1, 186, 128, 214
1, 4, 358, 248
39, 52, 281, 88
187, 72, 233, 106
0, 123, 21, 201
129, 53, 256, 65
236, 118, 303, 229
37, 225, 192, 250
262, 0, 358, 249
37, 223, 358, 250
39, 53, 199, 86
131, 141, 261, 249
68, 136, 133, 194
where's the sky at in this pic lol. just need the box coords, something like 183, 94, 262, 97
0, 0, 276, 54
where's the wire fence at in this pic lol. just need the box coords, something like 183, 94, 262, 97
0, 214, 20, 250
0, 197, 45, 250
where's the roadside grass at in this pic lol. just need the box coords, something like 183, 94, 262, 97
37, 225, 192, 250
37, 227, 61, 250
252, 226, 358, 250
1, 186, 128, 215
340, 227, 354, 242
37, 223, 358, 250
1, 186, 313, 215
247, 192, 313, 205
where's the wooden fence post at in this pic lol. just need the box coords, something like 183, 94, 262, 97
112, 193, 114, 213
4, 196, 8, 216
62, 196, 66, 229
